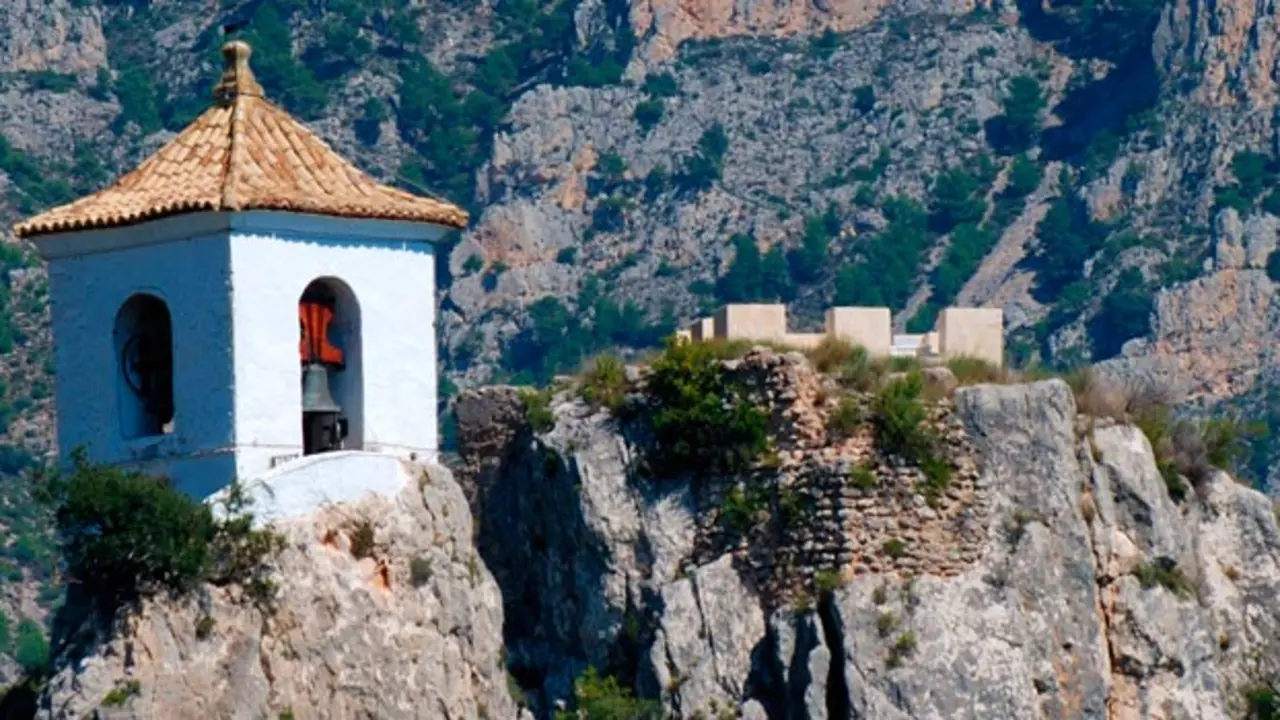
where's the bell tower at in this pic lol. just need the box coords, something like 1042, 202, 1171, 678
12, 41, 468, 504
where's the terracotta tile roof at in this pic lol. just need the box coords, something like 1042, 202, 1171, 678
12, 41, 468, 239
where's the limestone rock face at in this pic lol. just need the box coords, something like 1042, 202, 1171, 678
35, 464, 517, 720
0, 0, 106, 75
457, 364, 1280, 718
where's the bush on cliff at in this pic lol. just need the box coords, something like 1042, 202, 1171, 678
34, 450, 283, 615
872, 373, 952, 500
644, 338, 768, 476
554, 666, 662, 720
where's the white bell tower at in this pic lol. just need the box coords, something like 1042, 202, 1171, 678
12, 41, 467, 511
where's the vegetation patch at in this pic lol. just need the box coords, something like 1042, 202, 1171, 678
1243, 682, 1279, 720
554, 666, 662, 719
848, 462, 878, 491
101, 680, 141, 708
871, 373, 954, 503
34, 451, 285, 617
642, 339, 768, 477
519, 388, 556, 433
827, 396, 863, 439
886, 630, 917, 668
882, 538, 908, 559
581, 354, 629, 412
719, 485, 769, 534
349, 519, 376, 560
1134, 559, 1192, 598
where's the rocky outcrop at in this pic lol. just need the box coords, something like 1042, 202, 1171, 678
1097, 208, 1280, 404
456, 351, 1280, 718
34, 464, 518, 720
0, 0, 106, 75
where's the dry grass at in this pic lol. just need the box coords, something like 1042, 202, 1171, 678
946, 355, 1006, 386
808, 337, 866, 373
581, 354, 628, 412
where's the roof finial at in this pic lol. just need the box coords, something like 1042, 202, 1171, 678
213, 40, 264, 106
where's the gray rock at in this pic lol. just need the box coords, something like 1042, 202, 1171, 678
1244, 213, 1278, 269
650, 555, 765, 719
1214, 208, 1246, 270
37, 464, 516, 719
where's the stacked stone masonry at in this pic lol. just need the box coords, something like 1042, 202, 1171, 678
685, 349, 990, 609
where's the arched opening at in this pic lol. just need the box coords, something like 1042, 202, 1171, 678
298, 278, 363, 455
113, 293, 175, 440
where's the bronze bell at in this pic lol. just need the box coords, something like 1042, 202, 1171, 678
301, 362, 341, 414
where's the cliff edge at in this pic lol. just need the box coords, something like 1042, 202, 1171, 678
455, 349, 1280, 719
33, 463, 517, 720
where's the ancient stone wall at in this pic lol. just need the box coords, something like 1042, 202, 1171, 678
685, 349, 990, 609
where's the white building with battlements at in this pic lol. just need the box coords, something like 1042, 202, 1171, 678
678, 304, 1005, 368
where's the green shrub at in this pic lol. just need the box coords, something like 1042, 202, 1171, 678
871, 374, 931, 459
1244, 683, 1279, 719
195, 614, 215, 640
554, 666, 662, 720
349, 519, 376, 559
462, 255, 484, 275
720, 485, 768, 534
13, 618, 47, 675
815, 569, 845, 594
848, 463, 877, 491
34, 451, 284, 615
807, 337, 863, 374
882, 538, 907, 559
101, 680, 141, 707
634, 98, 665, 131
778, 488, 807, 525
556, 247, 578, 264
853, 84, 876, 113
1001, 75, 1045, 152
918, 454, 953, 503
519, 389, 555, 433
38, 457, 214, 608
644, 339, 768, 476
582, 354, 629, 412
875, 610, 896, 636
409, 556, 433, 587
828, 396, 863, 439
1134, 559, 1192, 597
642, 72, 679, 97
887, 630, 917, 668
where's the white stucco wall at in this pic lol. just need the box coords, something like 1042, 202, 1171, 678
38, 210, 449, 502
43, 220, 236, 496
207, 452, 413, 525
227, 212, 443, 484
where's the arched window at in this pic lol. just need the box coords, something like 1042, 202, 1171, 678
299, 278, 363, 454
113, 293, 174, 439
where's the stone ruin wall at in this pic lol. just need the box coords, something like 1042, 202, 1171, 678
685, 349, 991, 609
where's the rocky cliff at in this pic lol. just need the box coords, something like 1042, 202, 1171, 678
3, 0, 1280, 694
29, 463, 518, 720
455, 350, 1280, 718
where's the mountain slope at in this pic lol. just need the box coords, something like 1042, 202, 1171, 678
2, 0, 1280, 680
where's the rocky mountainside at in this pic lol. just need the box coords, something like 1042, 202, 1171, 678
0, 0, 1275, 463
452, 349, 1280, 718
2, 0, 1280, 694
